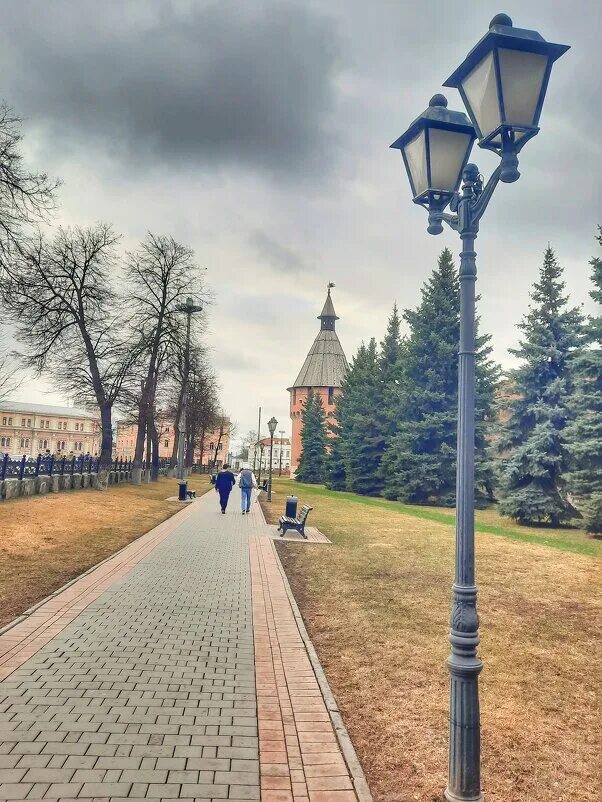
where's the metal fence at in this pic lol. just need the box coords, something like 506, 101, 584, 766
0, 454, 169, 482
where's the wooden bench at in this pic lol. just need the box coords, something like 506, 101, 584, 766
186, 489, 196, 500
277, 504, 313, 539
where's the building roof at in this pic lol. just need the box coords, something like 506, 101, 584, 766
319, 290, 339, 321
289, 288, 348, 389
0, 400, 99, 419
256, 437, 290, 447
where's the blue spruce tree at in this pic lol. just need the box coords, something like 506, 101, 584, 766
565, 229, 602, 533
295, 389, 328, 484
499, 246, 584, 525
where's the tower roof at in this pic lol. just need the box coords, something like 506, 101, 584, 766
319, 286, 339, 321
289, 286, 348, 389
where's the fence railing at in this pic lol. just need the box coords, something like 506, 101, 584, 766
0, 455, 170, 482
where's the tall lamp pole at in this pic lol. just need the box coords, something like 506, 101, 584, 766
267, 417, 277, 502
278, 429, 285, 476
390, 14, 568, 802
257, 441, 265, 485
253, 407, 261, 473
175, 297, 203, 501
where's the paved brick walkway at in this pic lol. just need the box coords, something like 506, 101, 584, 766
0, 489, 366, 802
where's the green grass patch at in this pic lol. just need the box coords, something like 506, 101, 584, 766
274, 479, 600, 557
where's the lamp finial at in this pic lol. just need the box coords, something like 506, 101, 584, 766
489, 13, 512, 29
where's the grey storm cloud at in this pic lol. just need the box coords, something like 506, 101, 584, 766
0, 0, 341, 176
251, 230, 305, 274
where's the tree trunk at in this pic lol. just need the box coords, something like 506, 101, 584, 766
97, 403, 113, 490
149, 416, 159, 482
131, 410, 146, 485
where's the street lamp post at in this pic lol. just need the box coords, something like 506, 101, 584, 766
390, 14, 568, 802
267, 417, 277, 502
175, 297, 203, 501
278, 429, 285, 476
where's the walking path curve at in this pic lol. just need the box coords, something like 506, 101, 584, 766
0, 487, 370, 802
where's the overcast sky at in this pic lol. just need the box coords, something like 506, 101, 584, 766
1, 0, 600, 449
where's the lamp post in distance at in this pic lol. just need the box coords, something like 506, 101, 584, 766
390, 13, 569, 802
267, 417, 278, 502
174, 297, 203, 501
279, 429, 285, 476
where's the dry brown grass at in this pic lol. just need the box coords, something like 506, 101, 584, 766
0, 474, 212, 627
264, 480, 602, 802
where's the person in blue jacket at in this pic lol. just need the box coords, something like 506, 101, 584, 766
214, 464, 236, 514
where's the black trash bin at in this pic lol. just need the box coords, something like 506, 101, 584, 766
285, 495, 298, 518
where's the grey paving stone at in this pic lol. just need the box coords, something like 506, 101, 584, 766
0, 495, 259, 801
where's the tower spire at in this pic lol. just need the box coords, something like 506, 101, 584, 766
318, 282, 339, 330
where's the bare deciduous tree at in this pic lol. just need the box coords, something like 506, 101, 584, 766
1, 224, 135, 480
0, 347, 21, 403
125, 233, 207, 482
0, 104, 59, 274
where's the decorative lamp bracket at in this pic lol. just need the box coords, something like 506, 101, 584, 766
426, 164, 502, 237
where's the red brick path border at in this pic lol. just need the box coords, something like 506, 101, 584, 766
250, 526, 361, 802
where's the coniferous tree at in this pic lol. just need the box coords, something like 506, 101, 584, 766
325, 392, 346, 490
369, 305, 405, 495
341, 339, 382, 494
326, 342, 370, 490
380, 248, 496, 505
295, 389, 328, 484
565, 230, 602, 533
498, 247, 584, 525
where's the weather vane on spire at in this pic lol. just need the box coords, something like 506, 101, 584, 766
328, 281, 335, 292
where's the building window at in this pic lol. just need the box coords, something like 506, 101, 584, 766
164, 439, 169, 448
209, 442, 215, 451
38, 440, 43, 450
45, 420, 49, 428
1, 437, 10, 447
217, 443, 222, 451
328, 387, 334, 405
2, 417, 6, 425
75, 422, 79, 431
43, 440, 48, 449
27, 418, 32, 427
20, 437, 30, 449
8, 417, 12, 425
58, 421, 62, 430
21, 418, 26, 427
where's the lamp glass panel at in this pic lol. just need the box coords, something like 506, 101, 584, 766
498, 48, 548, 126
403, 130, 427, 196
428, 129, 473, 193
461, 51, 500, 138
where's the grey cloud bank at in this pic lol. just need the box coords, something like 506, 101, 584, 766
0, 0, 600, 444
0, 0, 341, 177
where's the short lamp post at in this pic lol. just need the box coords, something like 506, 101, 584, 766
390, 14, 568, 802
267, 417, 278, 501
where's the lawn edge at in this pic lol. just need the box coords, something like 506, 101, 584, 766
256, 502, 374, 802
0, 493, 200, 637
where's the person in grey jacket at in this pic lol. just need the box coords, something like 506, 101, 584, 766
238, 468, 257, 514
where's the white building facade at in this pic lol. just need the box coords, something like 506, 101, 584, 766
247, 437, 291, 473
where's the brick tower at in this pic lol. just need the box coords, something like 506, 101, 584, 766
288, 285, 348, 474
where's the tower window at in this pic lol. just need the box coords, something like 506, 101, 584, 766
328, 387, 334, 405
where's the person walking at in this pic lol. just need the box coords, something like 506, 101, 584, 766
238, 467, 257, 515
215, 464, 236, 514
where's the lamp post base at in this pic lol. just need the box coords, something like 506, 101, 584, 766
444, 790, 483, 802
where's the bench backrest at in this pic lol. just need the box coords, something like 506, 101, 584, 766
298, 504, 312, 523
